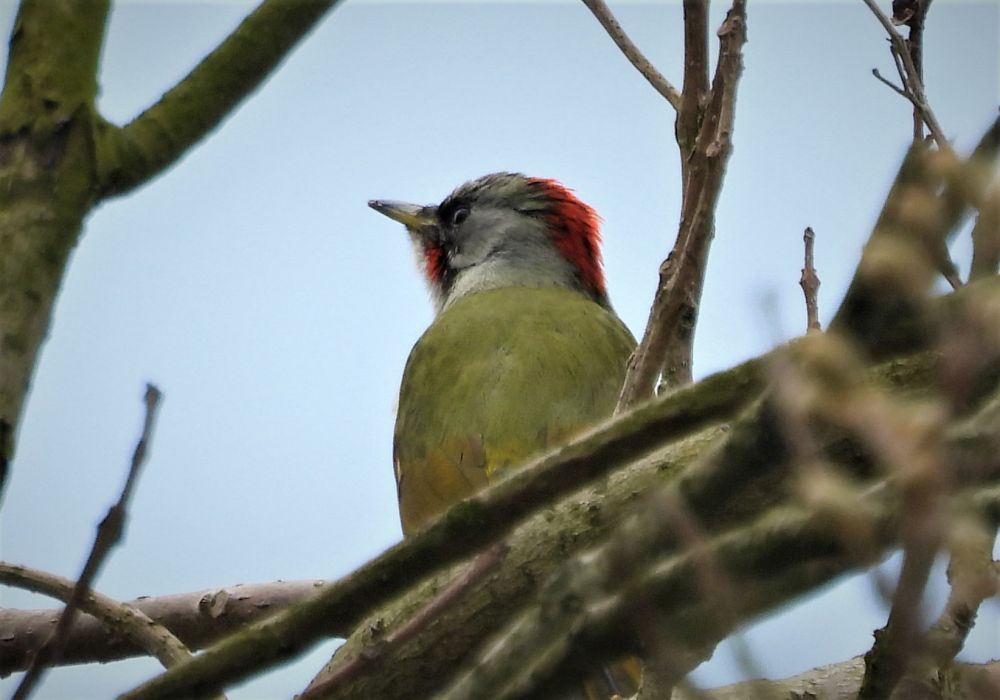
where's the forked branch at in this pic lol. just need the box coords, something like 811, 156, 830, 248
862, 0, 949, 151
96, 0, 342, 199
618, 0, 747, 407
0, 563, 194, 675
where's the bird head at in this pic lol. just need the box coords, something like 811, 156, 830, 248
369, 172, 608, 313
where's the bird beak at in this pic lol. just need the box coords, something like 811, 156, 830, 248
368, 199, 437, 229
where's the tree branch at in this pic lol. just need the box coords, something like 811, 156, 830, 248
0, 0, 109, 136
440, 482, 1000, 700
300, 544, 508, 699
0, 0, 112, 500
677, 0, 710, 161
871, 67, 909, 99
654, 0, 712, 393
832, 143, 945, 354
0, 563, 193, 673
674, 657, 1000, 699
862, 0, 948, 151
119, 263, 1000, 698
319, 265, 1000, 699
924, 520, 998, 668
115, 357, 765, 699
858, 397, 949, 699
95, 0, 342, 199
52, 270, 995, 699
833, 117, 1000, 349
909, 2, 930, 140
439, 311, 1000, 698
580, 0, 681, 109
800, 227, 821, 332
0, 579, 330, 674
618, 0, 747, 406
328, 315, 1000, 699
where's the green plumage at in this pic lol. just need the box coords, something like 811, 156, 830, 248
394, 286, 636, 535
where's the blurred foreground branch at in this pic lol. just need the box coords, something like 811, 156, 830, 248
19, 119, 1000, 700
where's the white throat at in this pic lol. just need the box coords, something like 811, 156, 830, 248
438, 253, 580, 314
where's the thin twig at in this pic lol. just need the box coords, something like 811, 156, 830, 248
800, 227, 822, 332
13, 384, 163, 700
862, 0, 950, 152
871, 68, 908, 98
581, 0, 681, 109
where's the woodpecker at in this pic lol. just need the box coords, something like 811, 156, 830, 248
370, 172, 638, 697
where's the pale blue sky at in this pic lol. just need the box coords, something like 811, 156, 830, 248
1, 1, 998, 698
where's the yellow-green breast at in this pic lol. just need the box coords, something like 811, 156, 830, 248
393, 285, 635, 535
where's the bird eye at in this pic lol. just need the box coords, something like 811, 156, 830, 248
451, 207, 471, 227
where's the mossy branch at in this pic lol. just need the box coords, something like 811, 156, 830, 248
94, 0, 341, 200
0, 0, 109, 136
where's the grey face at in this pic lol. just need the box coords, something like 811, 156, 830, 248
372, 172, 591, 313
444, 206, 547, 271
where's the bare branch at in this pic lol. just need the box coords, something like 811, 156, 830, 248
675, 657, 1000, 699
677, 0, 710, 161
618, 0, 748, 407
0, 579, 331, 674
12, 385, 162, 700
871, 67, 909, 99
902, 0, 932, 142
800, 227, 821, 332
862, 0, 949, 151
0, 563, 193, 673
652, 0, 713, 394
580, 0, 681, 109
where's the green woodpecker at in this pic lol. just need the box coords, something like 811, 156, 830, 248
370, 172, 638, 697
